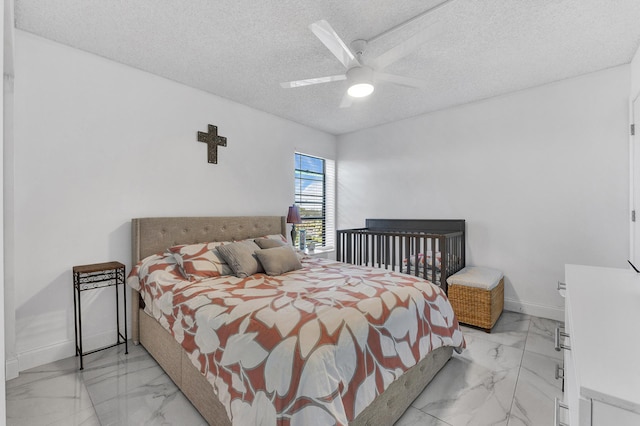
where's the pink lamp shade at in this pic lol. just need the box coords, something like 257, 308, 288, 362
286, 205, 302, 224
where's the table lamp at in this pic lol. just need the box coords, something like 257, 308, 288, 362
286, 204, 302, 246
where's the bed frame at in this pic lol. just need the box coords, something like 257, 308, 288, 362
337, 219, 466, 294
131, 216, 453, 425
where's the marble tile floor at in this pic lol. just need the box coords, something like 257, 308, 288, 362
6, 312, 563, 426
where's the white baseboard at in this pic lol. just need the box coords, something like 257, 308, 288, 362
504, 297, 564, 322
17, 339, 75, 373
5, 357, 19, 380
16, 330, 122, 373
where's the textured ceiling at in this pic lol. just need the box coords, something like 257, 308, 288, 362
15, 0, 640, 135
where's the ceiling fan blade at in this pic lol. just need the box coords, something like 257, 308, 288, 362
339, 93, 353, 108
376, 72, 429, 89
280, 74, 346, 88
310, 20, 360, 69
372, 30, 434, 70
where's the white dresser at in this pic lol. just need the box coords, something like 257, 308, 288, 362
558, 265, 640, 425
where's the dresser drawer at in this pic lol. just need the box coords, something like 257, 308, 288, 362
563, 337, 591, 426
592, 400, 640, 424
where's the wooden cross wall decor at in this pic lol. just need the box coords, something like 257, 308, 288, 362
197, 124, 227, 164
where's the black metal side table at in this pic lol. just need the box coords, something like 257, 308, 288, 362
73, 261, 128, 370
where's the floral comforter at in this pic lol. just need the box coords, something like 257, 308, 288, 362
128, 254, 465, 425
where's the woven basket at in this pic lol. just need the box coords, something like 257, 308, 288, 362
448, 278, 504, 332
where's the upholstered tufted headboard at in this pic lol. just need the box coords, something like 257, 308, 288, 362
130, 216, 286, 344
131, 216, 287, 263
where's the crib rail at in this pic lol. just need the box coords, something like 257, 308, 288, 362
336, 227, 465, 294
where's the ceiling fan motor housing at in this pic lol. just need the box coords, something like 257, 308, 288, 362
350, 39, 368, 57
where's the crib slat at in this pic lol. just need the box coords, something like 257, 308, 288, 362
412, 237, 417, 277
440, 236, 447, 293
391, 235, 396, 272
422, 236, 426, 278
399, 235, 404, 274
384, 235, 389, 269
404, 236, 409, 274
433, 237, 437, 281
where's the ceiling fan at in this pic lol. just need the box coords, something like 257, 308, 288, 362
280, 19, 434, 108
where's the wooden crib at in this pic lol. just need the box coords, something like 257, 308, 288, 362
337, 219, 465, 294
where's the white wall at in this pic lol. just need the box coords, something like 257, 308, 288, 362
11, 31, 336, 370
630, 43, 640, 97
3, 0, 15, 384
337, 66, 630, 320
0, 0, 7, 418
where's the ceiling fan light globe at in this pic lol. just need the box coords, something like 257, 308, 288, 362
346, 66, 375, 98
348, 83, 374, 98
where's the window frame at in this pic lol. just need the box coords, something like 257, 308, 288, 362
294, 152, 327, 247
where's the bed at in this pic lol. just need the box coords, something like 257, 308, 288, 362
129, 216, 465, 425
337, 219, 466, 294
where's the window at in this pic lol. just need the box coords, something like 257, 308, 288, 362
294, 152, 334, 248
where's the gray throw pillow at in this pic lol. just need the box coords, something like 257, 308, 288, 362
255, 246, 303, 276
254, 238, 287, 249
217, 240, 264, 278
